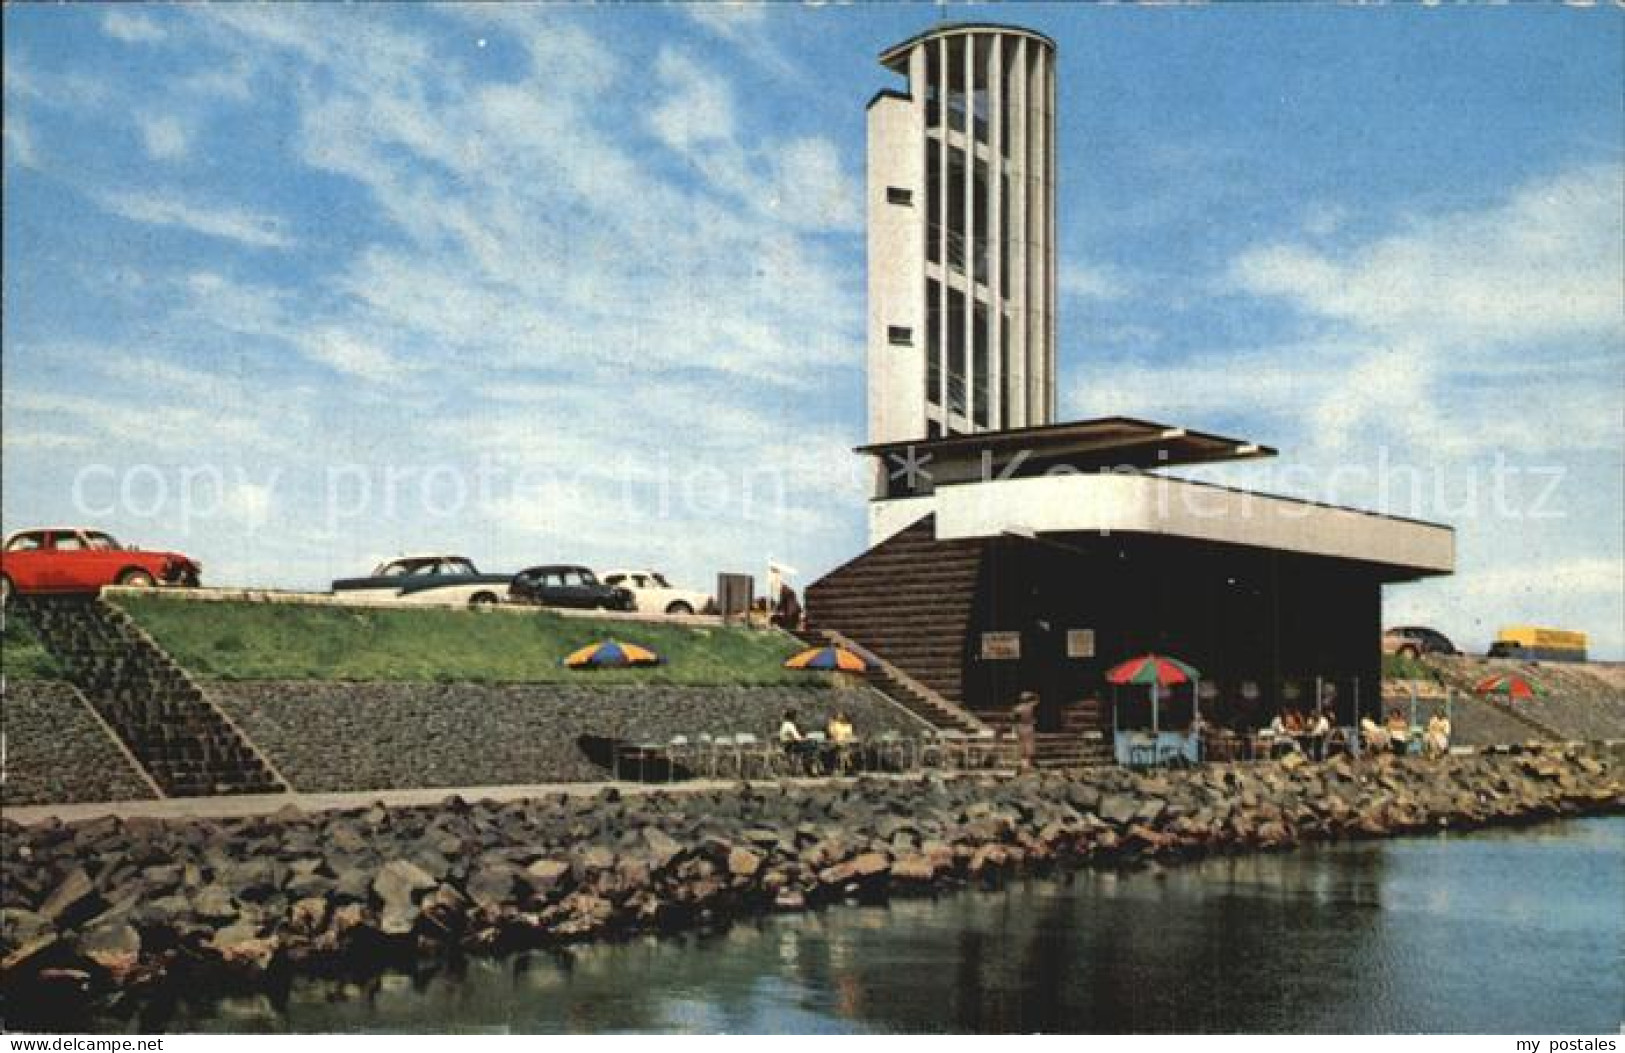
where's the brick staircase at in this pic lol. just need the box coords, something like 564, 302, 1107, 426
14, 596, 286, 798
802, 626, 988, 736
983, 698, 1115, 769
806, 516, 988, 713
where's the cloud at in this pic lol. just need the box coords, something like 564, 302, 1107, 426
137, 113, 191, 160
101, 9, 166, 45
3, 116, 38, 168
1231, 162, 1622, 346
1059, 262, 1131, 301
99, 190, 294, 249
294, 329, 412, 386
678, 2, 801, 80
6, 6, 871, 595
650, 47, 737, 152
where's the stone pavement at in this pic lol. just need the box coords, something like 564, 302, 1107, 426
1, 770, 990, 828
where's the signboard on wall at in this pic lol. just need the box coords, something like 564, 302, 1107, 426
980, 631, 1022, 660
716, 573, 754, 621
1066, 629, 1096, 659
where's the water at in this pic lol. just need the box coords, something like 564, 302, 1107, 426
146, 817, 1625, 1033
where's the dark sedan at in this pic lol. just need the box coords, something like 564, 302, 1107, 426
510, 565, 634, 611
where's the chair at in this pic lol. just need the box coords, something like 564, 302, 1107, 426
712, 733, 742, 779
874, 732, 908, 771
1324, 726, 1357, 758
1126, 732, 1158, 768
733, 732, 775, 780
666, 735, 691, 782
693, 733, 717, 778
916, 732, 947, 770
802, 731, 829, 776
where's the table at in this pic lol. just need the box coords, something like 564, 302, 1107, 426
1115, 731, 1198, 767
613, 743, 668, 782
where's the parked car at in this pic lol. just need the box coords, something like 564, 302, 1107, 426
600, 568, 711, 616
509, 565, 634, 611
331, 555, 510, 606
1382, 625, 1459, 659
0, 527, 201, 605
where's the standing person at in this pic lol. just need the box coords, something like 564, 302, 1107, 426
1307, 708, 1332, 760
1011, 691, 1040, 771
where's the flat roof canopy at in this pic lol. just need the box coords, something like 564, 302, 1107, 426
857, 416, 1278, 475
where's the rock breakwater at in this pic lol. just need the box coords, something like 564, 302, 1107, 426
3, 747, 1621, 1027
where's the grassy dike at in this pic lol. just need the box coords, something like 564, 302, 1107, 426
0, 614, 62, 681
111, 594, 809, 686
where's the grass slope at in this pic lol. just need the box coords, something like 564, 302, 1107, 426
0, 614, 62, 681
112, 595, 812, 685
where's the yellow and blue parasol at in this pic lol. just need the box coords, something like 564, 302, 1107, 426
563, 640, 663, 669
783, 645, 868, 672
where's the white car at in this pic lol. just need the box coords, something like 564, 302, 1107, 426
601, 569, 711, 616
331, 554, 511, 606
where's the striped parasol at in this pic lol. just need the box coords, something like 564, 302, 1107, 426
1474, 673, 1536, 699
1106, 654, 1200, 687
563, 640, 663, 669
783, 645, 868, 672
1106, 654, 1201, 736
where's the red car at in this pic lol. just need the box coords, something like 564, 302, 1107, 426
0, 527, 201, 604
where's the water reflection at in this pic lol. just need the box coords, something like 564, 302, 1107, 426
142, 818, 1622, 1034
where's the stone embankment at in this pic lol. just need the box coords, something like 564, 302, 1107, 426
3, 748, 1620, 1025
213, 682, 932, 791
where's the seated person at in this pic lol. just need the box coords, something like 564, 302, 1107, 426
779, 709, 819, 770
826, 710, 856, 772
1423, 712, 1451, 757
1385, 708, 1411, 754
1360, 716, 1390, 753
1264, 712, 1299, 756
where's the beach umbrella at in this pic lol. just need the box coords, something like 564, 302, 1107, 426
784, 645, 868, 673
563, 639, 662, 669
1474, 673, 1536, 700
1106, 654, 1200, 734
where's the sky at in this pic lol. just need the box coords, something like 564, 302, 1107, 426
3, 3, 1622, 656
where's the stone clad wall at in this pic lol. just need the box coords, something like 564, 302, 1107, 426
1, 682, 156, 805
213, 682, 933, 793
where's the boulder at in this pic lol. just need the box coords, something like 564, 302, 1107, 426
1098, 795, 1139, 826
372, 860, 436, 936
1, 908, 51, 949
890, 854, 938, 884
640, 827, 684, 870
210, 922, 280, 975
727, 847, 763, 879
524, 859, 572, 899
192, 885, 240, 924
38, 868, 99, 926
288, 896, 329, 937
77, 920, 141, 980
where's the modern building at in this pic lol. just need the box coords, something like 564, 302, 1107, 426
812, 23, 1455, 750
867, 24, 1057, 447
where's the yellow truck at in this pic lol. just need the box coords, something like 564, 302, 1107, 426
1488, 625, 1587, 662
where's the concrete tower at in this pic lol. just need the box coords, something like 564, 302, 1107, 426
866, 24, 1057, 447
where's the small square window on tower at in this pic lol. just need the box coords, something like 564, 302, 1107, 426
885, 186, 913, 206
887, 325, 914, 346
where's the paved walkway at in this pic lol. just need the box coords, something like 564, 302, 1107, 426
2, 770, 1000, 828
